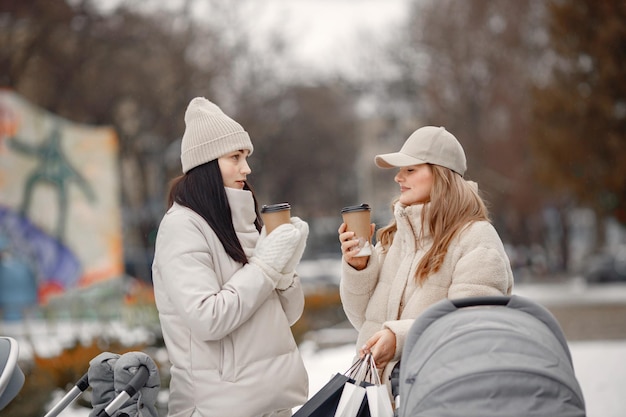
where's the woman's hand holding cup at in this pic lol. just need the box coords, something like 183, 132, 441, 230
338, 222, 375, 271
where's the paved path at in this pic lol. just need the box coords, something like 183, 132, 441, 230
515, 281, 626, 341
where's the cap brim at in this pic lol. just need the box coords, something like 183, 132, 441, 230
375, 152, 428, 168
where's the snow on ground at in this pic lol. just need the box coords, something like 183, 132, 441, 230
300, 340, 626, 417
42, 339, 626, 417
7, 282, 626, 416
568, 340, 626, 416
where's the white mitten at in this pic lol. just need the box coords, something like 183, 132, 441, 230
250, 223, 301, 286
274, 217, 308, 290
282, 217, 308, 274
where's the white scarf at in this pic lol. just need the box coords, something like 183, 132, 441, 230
224, 187, 259, 258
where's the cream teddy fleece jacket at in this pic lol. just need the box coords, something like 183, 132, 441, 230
340, 202, 514, 384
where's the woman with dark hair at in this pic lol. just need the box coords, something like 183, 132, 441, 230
338, 126, 514, 396
152, 97, 308, 417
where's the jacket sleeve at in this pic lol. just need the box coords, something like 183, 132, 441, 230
276, 274, 305, 326
339, 245, 382, 330
448, 222, 514, 299
383, 319, 415, 362
155, 210, 276, 341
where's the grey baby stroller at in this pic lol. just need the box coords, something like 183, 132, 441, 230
396, 295, 586, 417
0, 335, 160, 417
0, 336, 25, 411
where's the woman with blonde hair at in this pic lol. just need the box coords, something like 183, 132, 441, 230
338, 126, 514, 394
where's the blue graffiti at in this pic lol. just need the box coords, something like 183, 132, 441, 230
0, 205, 81, 291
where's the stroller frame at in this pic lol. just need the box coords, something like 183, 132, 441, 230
0, 336, 151, 417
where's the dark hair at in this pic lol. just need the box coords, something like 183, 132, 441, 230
167, 160, 262, 264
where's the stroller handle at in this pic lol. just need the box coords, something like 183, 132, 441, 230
42, 372, 89, 417
451, 296, 511, 309
97, 364, 150, 417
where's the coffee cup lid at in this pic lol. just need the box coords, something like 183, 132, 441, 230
261, 203, 291, 213
341, 203, 371, 214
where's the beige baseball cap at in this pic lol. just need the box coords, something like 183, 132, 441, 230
375, 126, 467, 176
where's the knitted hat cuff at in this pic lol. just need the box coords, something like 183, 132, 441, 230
181, 131, 251, 173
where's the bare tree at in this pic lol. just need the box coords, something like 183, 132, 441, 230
369, 1, 571, 271
238, 82, 360, 217
530, 0, 626, 231
1, 0, 366, 277
0, 0, 265, 280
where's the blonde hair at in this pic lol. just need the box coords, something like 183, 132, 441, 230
376, 164, 489, 284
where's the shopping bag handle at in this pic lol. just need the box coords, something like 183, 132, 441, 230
367, 354, 382, 386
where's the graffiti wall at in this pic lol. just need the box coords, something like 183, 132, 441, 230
0, 89, 123, 308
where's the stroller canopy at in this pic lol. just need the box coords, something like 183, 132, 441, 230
0, 336, 25, 411
398, 295, 586, 417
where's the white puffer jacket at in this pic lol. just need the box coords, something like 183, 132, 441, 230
152, 188, 308, 417
340, 202, 514, 386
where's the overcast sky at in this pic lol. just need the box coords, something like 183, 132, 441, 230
96, 0, 412, 77
257, 0, 412, 74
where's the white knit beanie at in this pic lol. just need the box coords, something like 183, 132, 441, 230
180, 97, 253, 173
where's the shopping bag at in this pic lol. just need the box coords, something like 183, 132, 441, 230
292, 372, 351, 417
294, 355, 370, 417
332, 354, 374, 417
364, 355, 393, 417
333, 381, 367, 417
365, 385, 393, 417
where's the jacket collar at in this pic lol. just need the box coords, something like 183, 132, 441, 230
224, 187, 258, 257
394, 202, 432, 252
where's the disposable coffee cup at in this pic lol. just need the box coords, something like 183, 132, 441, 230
341, 203, 372, 257
261, 203, 291, 234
